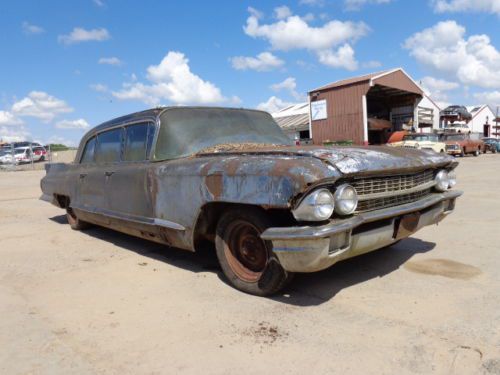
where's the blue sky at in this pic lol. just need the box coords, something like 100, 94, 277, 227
0, 0, 499, 146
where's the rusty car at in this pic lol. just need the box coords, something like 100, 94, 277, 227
441, 133, 485, 157
40, 107, 462, 295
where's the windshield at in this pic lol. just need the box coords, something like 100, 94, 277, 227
154, 108, 293, 160
14, 148, 27, 155
443, 134, 465, 141
403, 134, 439, 142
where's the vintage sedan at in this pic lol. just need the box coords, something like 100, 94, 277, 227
41, 107, 462, 295
388, 133, 446, 153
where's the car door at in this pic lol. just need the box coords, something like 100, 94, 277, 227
75, 135, 106, 214
106, 122, 156, 221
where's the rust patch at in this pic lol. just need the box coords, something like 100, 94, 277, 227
197, 143, 287, 154
205, 173, 223, 199
404, 259, 481, 280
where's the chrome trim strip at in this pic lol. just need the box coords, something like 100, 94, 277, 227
153, 218, 186, 231
357, 180, 436, 201
71, 204, 186, 231
261, 190, 462, 241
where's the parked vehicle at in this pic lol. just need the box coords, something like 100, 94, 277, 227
441, 133, 485, 157
0, 147, 32, 164
389, 133, 446, 153
443, 123, 471, 134
440, 105, 472, 121
40, 107, 462, 295
482, 137, 500, 153
32, 146, 48, 161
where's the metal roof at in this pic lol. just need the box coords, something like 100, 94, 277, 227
309, 68, 425, 95
272, 102, 309, 132
274, 113, 309, 132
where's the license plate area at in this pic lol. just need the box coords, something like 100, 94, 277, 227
393, 212, 421, 240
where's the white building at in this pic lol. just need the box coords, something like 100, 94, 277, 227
466, 105, 497, 136
415, 93, 441, 132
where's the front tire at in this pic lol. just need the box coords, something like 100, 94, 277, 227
215, 208, 293, 296
66, 207, 91, 230
474, 149, 480, 157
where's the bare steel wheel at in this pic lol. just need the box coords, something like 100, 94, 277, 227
66, 207, 91, 230
215, 208, 293, 296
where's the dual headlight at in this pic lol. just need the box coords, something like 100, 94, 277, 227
435, 169, 457, 191
292, 184, 358, 222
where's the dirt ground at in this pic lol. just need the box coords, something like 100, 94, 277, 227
1, 155, 499, 375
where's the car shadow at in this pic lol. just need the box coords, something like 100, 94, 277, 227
50, 215, 435, 306
271, 237, 435, 306
49, 215, 220, 273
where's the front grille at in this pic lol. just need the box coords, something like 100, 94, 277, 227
356, 188, 432, 212
351, 170, 434, 196
446, 144, 459, 150
349, 170, 435, 213
403, 145, 418, 149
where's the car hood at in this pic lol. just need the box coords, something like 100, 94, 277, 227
199, 145, 455, 176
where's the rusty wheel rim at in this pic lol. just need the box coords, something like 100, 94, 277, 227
224, 220, 269, 283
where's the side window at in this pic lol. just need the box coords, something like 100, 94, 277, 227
80, 137, 96, 164
146, 123, 156, 157
95, 128, 123, 163
123, 123, 149, 161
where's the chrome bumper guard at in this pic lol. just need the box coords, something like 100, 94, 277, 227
261, 190, 462, 273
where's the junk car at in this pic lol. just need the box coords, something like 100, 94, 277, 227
41, 107, 462, 295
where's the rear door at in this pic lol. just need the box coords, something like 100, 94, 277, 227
106, 122, 156, 220
74, 135, 107, 212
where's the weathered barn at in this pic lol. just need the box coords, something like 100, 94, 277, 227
308, 68, 425, 145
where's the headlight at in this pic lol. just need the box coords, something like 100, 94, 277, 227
333, 184, 358, 215
434, 170, 449, 192
448, 170, 457, 188
292, 189, 334, 221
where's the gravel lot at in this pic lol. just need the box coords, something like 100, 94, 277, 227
1, 155, 499, 374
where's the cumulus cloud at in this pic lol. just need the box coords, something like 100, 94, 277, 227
0, 126, 31, 143
404, 21, 500, 89
317, 44, 359, 70
55, 119, 90, 130
244, 8, 368, 51
274, 5, 292, 19
58, 27, 110, 45
419, 76, 459, 105
257, 96, 295, 114
98, 57, 122, 66
431, 0, 500, 15
473, 91, 500, 107
11, 91, 73, 122
0, 111, 23, 126
230, 52, 284, 72
344, 0, 392, 11
22, 22, 44, 35
243, 7, 369, 70
270, 77, 304, 101
113, 51, 227, 106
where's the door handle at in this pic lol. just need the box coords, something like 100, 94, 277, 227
105, 171, 115, 177
79, 173, 87, 179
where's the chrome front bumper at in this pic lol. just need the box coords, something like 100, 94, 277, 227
261, 190, 462, 273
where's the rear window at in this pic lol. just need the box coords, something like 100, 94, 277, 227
81, 137, 96, 163
123, 123, 155, 161
95, 128, 123, 163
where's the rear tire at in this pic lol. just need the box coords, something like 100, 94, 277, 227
215, 208, 293, 296
66, 207, 91, 230
474, 149, 480, 157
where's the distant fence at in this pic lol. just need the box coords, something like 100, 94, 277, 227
0, 148, 77, 172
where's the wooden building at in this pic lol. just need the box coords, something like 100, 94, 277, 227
308, 68, 425, 145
